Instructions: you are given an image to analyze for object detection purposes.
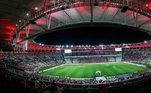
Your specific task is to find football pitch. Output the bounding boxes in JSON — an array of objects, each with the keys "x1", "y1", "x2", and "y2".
[{"x1": 39, "y1": 62, "x2": 147, "y2": 78}]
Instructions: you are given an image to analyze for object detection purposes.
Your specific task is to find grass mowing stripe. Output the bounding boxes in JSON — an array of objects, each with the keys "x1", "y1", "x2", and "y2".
[
  {"x1": 67, "y1": 66, "x2": 83, "y2": 78},
  {"x1": 39, "y1": 62, "x2": 147, "y2": 78},
  {"x1": 52, "y1": 66, "x2": 75, "y2": 77},
  {"x1": 113, "y1": 63, "x2": 139, "y2": 74},
  {"x1": 83, "y1": 65, "x2": 94, "y2": 78},
  {"x1": 62, "y1": 67, "x2": 78, "y2": 77},
  {"x1": 54, "y1": 66, "x2": 72, "y2": 76},
  {"x1": 118, "y1": 63, "x2": 145, "y2": 72}
]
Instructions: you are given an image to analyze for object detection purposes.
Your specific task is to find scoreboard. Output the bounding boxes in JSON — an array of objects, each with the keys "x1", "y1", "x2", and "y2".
[
  {"x1": 64, "y1": 49, "x2": 72, "y2": 53},
  {"x1": 115, "y1": 48, "x2": 122, "y2": 52}
]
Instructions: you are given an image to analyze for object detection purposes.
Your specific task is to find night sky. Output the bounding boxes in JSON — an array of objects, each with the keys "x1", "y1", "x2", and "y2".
[{"x1": 34, "y1": 23, "x2": 151, "y2": 45}]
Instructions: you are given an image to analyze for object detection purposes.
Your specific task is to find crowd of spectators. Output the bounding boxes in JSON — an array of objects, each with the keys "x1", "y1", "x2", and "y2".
[
  {"x1": 65, "y1": 49, "x2": 121, "y2": 63},
  {"x1": 2, "y1": 52, "x2": 65, "y2": 72},
  {"x1": 2, "y1": 47, "x2": 151, "y2": 71},
  {"x1": 122, "y1": 48, "x2": 151, "y2": 62},
  {"x1": 1, "y1": 48, "x2": 151, "y2": 92}
]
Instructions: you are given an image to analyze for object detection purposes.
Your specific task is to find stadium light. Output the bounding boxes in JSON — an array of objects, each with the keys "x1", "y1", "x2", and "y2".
[
  {"x1": 111, "y1": 44, "x2": 115, "y2": 46},
  {"x1": 122, "y1": 43, "x2": 126, "y2": 45},
  {"x1": 26, "y1": 13, "x2": 29, "y2": 16},
  {"x1": 15, "y1": 24, "x2": 18, "y2": 27},
  {"x1": 35, "y1": 7, "x2": 38, "y2": 10},
  {"x1": 56, "y1": 47, "x2": 61, "y2": 50},
  {"x1": 19, "y1": 20, "x2": 22, "y2": 23},
  {"x1": 99, "y1": 44, "x2": 103, "y2": 46}
]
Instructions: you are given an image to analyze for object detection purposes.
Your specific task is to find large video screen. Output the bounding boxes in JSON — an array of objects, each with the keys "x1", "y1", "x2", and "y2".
[
  {"x1": 64, "y1": 49, "x2": 72, "y2": 53},
  {"x1": 115, "y1": 48, "x2": 122, "y2": 52}
]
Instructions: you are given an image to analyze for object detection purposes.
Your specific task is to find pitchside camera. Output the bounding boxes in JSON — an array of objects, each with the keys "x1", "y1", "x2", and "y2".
[{"x1": 121, "y1": 6, "x2": 128, "y2": 13}]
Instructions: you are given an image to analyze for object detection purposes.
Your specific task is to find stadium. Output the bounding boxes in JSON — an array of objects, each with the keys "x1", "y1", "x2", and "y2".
[{"x1": 1, "y1": 0, "x2": 151, "y2": 93}]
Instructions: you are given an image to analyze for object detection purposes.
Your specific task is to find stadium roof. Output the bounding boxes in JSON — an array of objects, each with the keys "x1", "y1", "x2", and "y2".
[
  {"x1": 0, "y1": 0, "x2": 150, "y2": 50},
  {"x1": 0, "y1": 0, "x2": 45, "y2": 50},
  {"x1": 34, "y1": 23, "x2": 151, "y2": 45}
]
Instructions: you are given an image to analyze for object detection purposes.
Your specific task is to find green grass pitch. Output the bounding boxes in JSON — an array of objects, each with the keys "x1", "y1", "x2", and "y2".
[{"x1": 39, "y1": 62, "x2": 147, "y2": 78}]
